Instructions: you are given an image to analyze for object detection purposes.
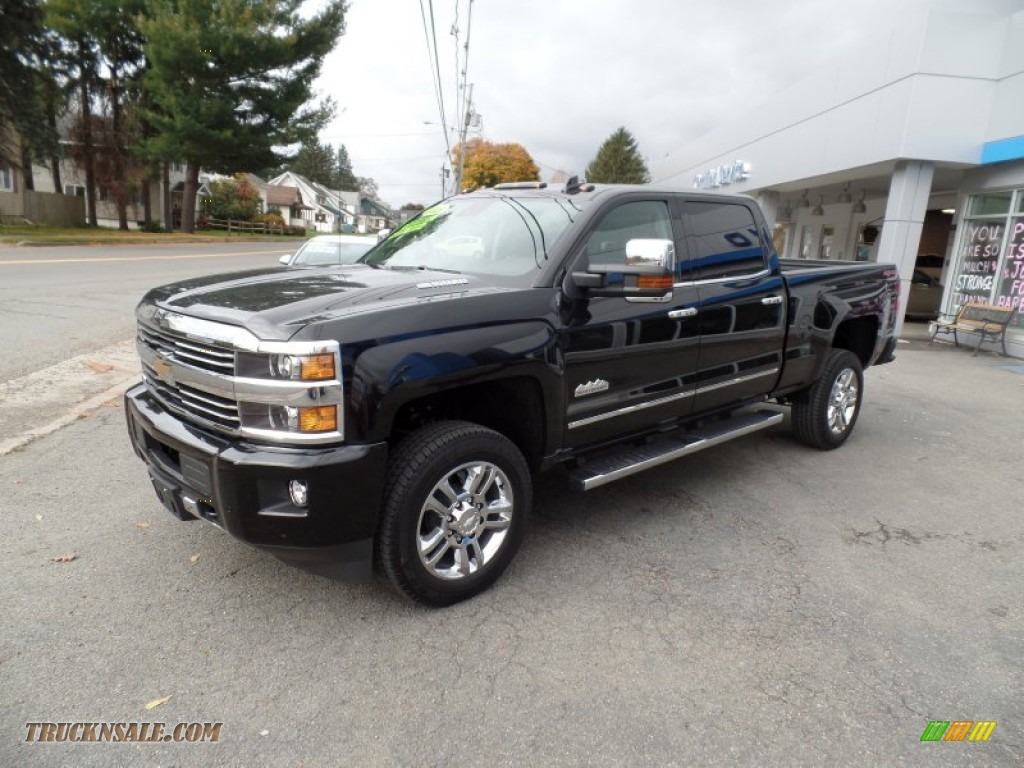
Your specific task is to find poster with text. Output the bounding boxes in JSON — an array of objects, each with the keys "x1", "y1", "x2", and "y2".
[
  {"x1": 951, "y1": 220, "x2": 1003, "y2": 309},
  {"x1": 995, "y1": 217, "x2": 1024, "y2": 327}
]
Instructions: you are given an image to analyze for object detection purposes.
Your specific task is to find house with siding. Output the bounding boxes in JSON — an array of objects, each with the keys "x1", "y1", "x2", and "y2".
[{"x1": 268, "y1": 171, "x2": 356, "y2": 233}]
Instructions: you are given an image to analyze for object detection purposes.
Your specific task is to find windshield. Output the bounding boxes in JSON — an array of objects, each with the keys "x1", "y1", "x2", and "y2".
[
  {"x1": 363, "y1": 196, "x2": 581, "y2": 277},
  {"x1": 293, "y1": 239, "x2": 375, "y2": 266}
]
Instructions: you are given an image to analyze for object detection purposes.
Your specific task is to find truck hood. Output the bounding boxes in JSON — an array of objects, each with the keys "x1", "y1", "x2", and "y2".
[{"x1": 140, "y1": 264, "x2": 520, "y2": 340}]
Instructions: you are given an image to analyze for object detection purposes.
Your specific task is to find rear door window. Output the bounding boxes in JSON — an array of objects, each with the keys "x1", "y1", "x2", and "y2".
[{"x1": 685, "y1": 201, "x2": 766, "y2": 280}]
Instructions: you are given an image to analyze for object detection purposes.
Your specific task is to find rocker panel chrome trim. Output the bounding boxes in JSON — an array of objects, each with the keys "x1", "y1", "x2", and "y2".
[{"x1": 567, "y1": 368, "x2": 779, "y2": 430}]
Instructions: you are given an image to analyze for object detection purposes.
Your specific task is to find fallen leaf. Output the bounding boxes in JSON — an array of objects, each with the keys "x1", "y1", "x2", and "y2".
[
  {"x1": 84, "y1": 361, "x2": 114, "y2": 373},
  {"x1": 135, "y1": 521, "x2": 151, "y2": 529},
  {"x1": 145, "y1": 695, "x2": 171, "y2": 711},
  {"x1": 52, "y1": 552, "x2": 78, "y2": 563},
  {"x1": 190, "y1": 554, "x2": 200, "y2": 564},
  {"x1": 102, "y1": 398, "x2": 121, "y2": 408},
  {"x1": 34, "y1": 514, "x2": 43, "y2": 522}
]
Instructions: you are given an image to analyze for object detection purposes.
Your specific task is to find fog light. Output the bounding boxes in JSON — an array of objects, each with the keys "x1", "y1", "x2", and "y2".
[{"x1": 288, "y1": 479, "x2": 308, "y2": 507}]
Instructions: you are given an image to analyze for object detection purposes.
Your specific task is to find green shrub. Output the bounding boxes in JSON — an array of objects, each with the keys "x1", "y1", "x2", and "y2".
[
  {"x1": 204, "y1": 176, "x2": 261, "y2": 221},
  {"x1": 254, "y1": 212, "x2": 286, "y2": 230}
]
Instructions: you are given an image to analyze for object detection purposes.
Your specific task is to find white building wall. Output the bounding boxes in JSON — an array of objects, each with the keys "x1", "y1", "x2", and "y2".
[{"x1": 651, "y1": 7, "x2": 1019, "y2": 191}]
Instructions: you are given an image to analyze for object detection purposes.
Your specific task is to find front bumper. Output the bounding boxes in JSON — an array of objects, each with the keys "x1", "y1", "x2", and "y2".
[{"x1": 124, "y1": 383, "x2": 388, "y2": 581}]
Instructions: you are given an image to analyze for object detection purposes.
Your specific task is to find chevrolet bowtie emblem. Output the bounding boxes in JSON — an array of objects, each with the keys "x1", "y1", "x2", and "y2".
[{"x1": 151, "y1": 355, "x2": 174, "y2": 383}]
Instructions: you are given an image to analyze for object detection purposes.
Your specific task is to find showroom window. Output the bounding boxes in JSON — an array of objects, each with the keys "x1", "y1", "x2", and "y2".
[{"x1": 948, "y1": 189, "x2": 1024, "y2": 329}]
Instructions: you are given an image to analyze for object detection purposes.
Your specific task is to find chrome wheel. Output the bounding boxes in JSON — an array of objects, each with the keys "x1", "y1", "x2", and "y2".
[
  {"x1": 827, "y1": 368, "x2": 859, "y2": 435},
  {"x1": 792, "y1": 349, "x2": 863, "y2": 451},
  {"x1": 416, "y1": 461, "x2": 514, "y2": 581}
]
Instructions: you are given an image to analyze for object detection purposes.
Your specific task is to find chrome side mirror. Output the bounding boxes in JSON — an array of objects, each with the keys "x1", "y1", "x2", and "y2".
[{"x1": 572, "y1": 238, "x2": 675, "y2": 298}]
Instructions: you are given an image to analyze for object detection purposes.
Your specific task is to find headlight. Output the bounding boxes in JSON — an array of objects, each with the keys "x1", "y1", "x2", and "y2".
[
  {"x1": 233, "y1": 343, "x2": 344, "y2": 443},
  {"x1": 237, "y1": 351, "x2": 337, "y2": 381},
  {"x1": 271, "y1": 353, "x2": 335, "y2": 381},
  {"x1": 240, "y1": 404, "x2": 339, "y2": 434}
]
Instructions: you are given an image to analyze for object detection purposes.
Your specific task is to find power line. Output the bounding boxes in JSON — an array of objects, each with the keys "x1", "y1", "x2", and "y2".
[
  {"x1": 418, "y1": 0, "x2": 451, "y2": 160},
  {"x1": 451, "y1": 0, "x2": 461, "y2": 137},
  {"x1": 320, "y1": 131, "x2": 441, "y2": 139},
  {"x1": 452, "y1": 0, "x2": 475, "y2": 194}
]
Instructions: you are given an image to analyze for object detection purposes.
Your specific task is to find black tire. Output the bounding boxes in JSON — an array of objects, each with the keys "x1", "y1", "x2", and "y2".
[
  {"x1": 378, "y1": 421, "x2": 531, "y2": 606},
  {"x1": 791, "y1": 349, "x2": 864, "y2": 450}
]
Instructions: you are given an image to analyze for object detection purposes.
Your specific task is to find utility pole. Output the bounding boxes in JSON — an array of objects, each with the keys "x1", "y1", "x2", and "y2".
[{"x1": 454, "y1": 83, "x2": 473, "y2": 194}]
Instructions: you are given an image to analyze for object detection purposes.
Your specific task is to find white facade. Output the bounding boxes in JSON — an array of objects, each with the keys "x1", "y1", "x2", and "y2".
[{"x1": 651, "y1": 4, "x2": 1024, "y2": 355}]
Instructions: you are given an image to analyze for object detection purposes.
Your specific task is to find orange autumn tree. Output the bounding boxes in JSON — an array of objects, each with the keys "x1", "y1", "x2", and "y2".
[{"x1": 453, "y1": 139, "x2": 540, "y2": 190}]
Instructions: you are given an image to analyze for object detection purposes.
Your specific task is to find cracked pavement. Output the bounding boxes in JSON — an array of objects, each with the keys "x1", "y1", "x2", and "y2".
[{"x1": 1, "y1": 315, "x2": 1022, "y2": 765}]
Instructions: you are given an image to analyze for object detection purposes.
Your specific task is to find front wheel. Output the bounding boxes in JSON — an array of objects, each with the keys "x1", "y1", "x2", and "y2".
[
  {"x1": 791, "y1": 349, "x2": 864, "y2": 450},
  {"x1": 378, "y1": 421, "x2": 531, "y2": 606}
]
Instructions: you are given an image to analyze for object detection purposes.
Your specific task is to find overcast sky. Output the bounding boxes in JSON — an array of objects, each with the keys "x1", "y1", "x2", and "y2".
[{"x1": 314, "y1": 0, "x2": 1015, "y2": 208}]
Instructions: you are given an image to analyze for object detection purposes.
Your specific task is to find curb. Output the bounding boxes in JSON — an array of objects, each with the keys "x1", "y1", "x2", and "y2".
[{"x1": 0, "y1": 374, "x2": 139, "y2": 456}]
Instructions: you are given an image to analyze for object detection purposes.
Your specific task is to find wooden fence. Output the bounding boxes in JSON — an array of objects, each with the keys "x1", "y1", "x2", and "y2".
[{"x1": 203, "y1": 217, "x2": 300, "y2": 235}]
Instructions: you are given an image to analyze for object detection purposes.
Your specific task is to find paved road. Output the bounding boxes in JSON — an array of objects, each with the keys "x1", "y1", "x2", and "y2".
[
  {"x1": 0, "y1": 242, "x2": 291, "y2": 382},
  {"x1": 1, "y1": 331, "x2": 1021, "y2": 767}
]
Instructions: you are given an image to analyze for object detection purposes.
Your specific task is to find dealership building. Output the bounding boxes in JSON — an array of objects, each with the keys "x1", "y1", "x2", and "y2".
[{"x1": 650, "y1": 4, "x2": 1024, "y2": 355}]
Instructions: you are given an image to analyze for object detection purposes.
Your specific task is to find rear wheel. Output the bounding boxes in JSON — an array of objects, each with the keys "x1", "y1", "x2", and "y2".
[
  {"x1": 792, "y1": 349, "x2": 864, "y2": 450},
  {"x1": 378, "y1": 421, "x2": 530, "y2": 606}
]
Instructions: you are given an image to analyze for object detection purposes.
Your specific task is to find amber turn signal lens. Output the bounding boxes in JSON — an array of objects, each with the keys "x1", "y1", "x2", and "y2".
[
  {"x1": 637, "y1": 275, "x2": 673, "y2": 290},
  {"x1": 298, "y1": 406, "x2": 337, "y2": 432},
  {"x1": 300, "y1": 354, "x2": 336, "y2": 381}
]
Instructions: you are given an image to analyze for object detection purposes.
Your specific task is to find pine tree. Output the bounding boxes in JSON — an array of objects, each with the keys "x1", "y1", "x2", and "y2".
[
  {"x1": 46, "y1": 0, "x2": 103, "y2": 224},
  {"x1": 288, "y1": 139, "x2": 335, "y2": 186},
  {"x1": 335, "y1": 144, "x2": 358, "y2": 191},
  {"x1": 0, "y1": 0, "x2": 60, "y2": 190},
  {"x1": 585, "y1": 127, "x2": 650, "y2": 184},
  {"x1": 139, "y1": 0, "x2": 345, "y2": 232}
]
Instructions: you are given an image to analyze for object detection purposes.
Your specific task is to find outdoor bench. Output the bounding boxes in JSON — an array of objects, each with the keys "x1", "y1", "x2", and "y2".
[{"x1": 928, "y1": 302, "x2": 1014, "y2": 356}]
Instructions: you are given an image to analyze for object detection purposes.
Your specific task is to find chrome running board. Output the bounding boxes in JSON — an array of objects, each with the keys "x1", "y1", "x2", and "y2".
[{"x1": 566, "y1": 410, "x2": 784, "y2": 491}]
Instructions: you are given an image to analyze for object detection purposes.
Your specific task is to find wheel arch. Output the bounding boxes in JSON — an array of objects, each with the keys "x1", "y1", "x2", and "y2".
[
  {"x1": 831, "y1": 314, "x2": 879, "y2": 367},
  {"x1": 382, "y1": 375, "x2": 549, "y2": 472}
]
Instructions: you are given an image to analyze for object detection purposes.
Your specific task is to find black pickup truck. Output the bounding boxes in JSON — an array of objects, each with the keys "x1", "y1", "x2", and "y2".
[{"x1": 125, "y1": 182, "x2": 899, "y2": 605}]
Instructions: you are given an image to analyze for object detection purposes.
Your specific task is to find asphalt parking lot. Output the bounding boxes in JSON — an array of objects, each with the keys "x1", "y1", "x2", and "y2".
[{"x1": 1, "y1": 325, "x2": 1021, "y2": 767}]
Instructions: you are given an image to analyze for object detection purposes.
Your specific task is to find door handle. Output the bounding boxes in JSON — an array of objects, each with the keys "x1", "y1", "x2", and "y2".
[
  {"x1": 668, "y1": 307, "x2": 698, "y2": 319},
  {"x1": 761, "y1": 296, "x2": 784, "y2": 306}
]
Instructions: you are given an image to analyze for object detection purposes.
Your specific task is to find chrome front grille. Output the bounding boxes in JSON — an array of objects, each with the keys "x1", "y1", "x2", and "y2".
[
  {"x1": 134, "y1": 309, "x2": 345, "y2": 445},
  {"x1": 137, "y1": 323, "x2": 235, "y2": 374},
  {"x1": 141, "y1": 361, "x2": 240, "y2": 430},
  {"x1": 138, "y1": 320, "x2": 239, "y2": 433}
]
